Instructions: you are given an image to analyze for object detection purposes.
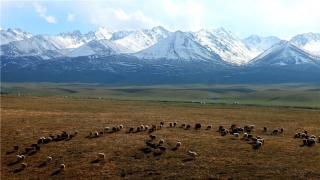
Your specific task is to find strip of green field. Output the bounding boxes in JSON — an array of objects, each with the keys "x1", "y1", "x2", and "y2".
[{"x1": 1, "y1": 82, "x2": 319, "y2": 108}]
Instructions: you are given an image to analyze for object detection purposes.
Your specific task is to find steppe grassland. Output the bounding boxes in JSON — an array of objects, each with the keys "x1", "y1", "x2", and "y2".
[{"x1": 1, "y1": 96, "x2": 320, "y2": 179}]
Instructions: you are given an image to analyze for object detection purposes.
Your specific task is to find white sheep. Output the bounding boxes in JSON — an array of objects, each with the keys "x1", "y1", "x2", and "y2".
[
  {"x1": 188, "y1": 151, "x2": 197, "y2": 159},
  {"x1": 17, "y1": 155, "x2": 23, "y2": 162},
  {"x1": 144, "y1": 125, "x2": 149, "y2": 130},
  {"x1": 46, "y1": 156, "x2": 52, "y2": 162},
  {"x1": 60, "y1": 164, "x2": 65, "y2": 171},
  {"x1": 74, "y1": 130, "x2": 79, "y2": 135},
  {"x1": 176, "y1": 142, "x2": 181, "y2": 148},
  {"x1": 104, "y1": 127, "x2": 109, "y2": 132},
  {"x1": 21, "y1": 163, "x2": 27, "y2": 169},
  {"x1": 233, "y1": 133, "x2": 239, "y2": 137},
  {"x1": 243, "y1": 133, "x2": 248, "y2": 138},
  {"x1": 256, "y1": 141, "x2": 263, "y2": 147},
  {"x1": 206, "y1": 125, "x2": 212, "y2": 130},
  {"x1": 98, "y1": 153, "x2": 105, "y2": 159},
  {"x1": 140, "y1": 125, "x2": 145, "y2": 130},
  {"x1": 159, "y1": 139, "x2": 164, "y2": 144},
  {"x1": 309, "y1": 135, "x2": 316, "y2": 139},
  {"x1": 94, "y1": 131, "x2": 99, "y2": 137},
  {"x1": 181, "y1": 123, "x2": 186, "y2": 128}
]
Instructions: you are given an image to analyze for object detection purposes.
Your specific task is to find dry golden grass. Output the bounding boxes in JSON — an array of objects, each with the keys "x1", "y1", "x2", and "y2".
[{"x1": 1, "y1": 96, "x2": 320, "y2": 179}]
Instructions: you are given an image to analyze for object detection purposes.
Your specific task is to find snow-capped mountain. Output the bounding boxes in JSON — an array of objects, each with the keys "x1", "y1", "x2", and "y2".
[
  {"x1": 249, "y1": 40, "x2": 319, "y2": 67},
  {"x1": 134, "y1": 31, "x2": 223, "y2": 61},
  {"x1": 188, "y1": 28, "x2": 257, "y2": 65},
  {"x1": 84, "y1": 27, "x2": 115, "y2": 41},
  {"x1": 66, "y1": 39, "x2": 133, "y2": 57},
  {"x1": 243, "y1": 35, "x2": 281, "y2": 53},
  {"x1": 289, "y1": 32, "x2": 320, "y2": 55},
  {"x1": 0, "y1": 28, "x2": 34, "y2": 45},
  {"x1": 114, "y1": 26, "x2": 172, "y2": 52}
]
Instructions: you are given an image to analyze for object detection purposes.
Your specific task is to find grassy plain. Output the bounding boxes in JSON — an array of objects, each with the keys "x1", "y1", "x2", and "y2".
[
  {"x1": 1, "y1": 95, "x2": 320, "y2": 179},
  {"x1": 1, "y1": 82, "x2": 320, "y2": 108}
]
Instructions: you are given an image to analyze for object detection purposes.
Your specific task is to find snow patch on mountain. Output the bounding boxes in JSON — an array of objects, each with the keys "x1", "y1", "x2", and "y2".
[
  {"x1": 189, "y1": 28, "x2": 256, "y2": 65},
  {"x1": 0, "y1": 28, "x2": 34, "y2": 45},
  {"x1": 290, "y1": 32, "x2": 320, "y2": 55},
  {"x1": 134, "y1": 31, "x2": 222, "y2": 61},
  {"x1": 114, "y1": 26, "x2": 172, "y2": 52},
  {"x1": 66, "y1": 39, "x2": 133, "y2": 57},
  {"x1": 243, "y1": 35, "x2": 281, "y2": 53}
]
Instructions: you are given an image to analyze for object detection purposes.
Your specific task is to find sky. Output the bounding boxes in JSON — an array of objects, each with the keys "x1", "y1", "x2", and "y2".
[{"x1": 1, "y1": 0, "x2": 320, "y2": 40}]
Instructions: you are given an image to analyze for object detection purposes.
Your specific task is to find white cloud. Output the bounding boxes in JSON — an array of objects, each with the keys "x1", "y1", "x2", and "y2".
[
  {"x1": 67, "y1": 13, "x2": 75, "y2": 22},
  {"x1": 89, "y1": 7, "x2": 156, "y2": 30},
  {"x1": 34, "y1": 3, "x2": 57, "y2": 23}
]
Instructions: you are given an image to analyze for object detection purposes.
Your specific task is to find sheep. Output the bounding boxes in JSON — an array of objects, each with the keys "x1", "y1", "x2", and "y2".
[
  {"x1": 186, "y1": 125, "x2": 191, "y2": 129},
  {"x1": 308, "y1": 139, "x2": 316, "y2": 147},
  {"x1": 233, "y1": 133, "x2": 240, "y2": 138},
  {"x1": 74, "y1": 130, "x2": 79, "y2": 135},
  {"x1": 257, "y1": 139, "x2": 265, "y2": 144},
  {"x1": 136, "y1": 127, "x2": 141, "y2": 132},
  {"x1": 159, "y1": 124, "x2": 163, "y2": 129},
  {"x1": 17, "y1": 155, "x2": 23, "y2": 162},
  {"x1": 169, "y1": 122, "x2": 173, "y2": 127},
  {"x1": 294, "y1": 133, "x2": 299, "y2": 138},
  {"x1": 36, "y1": 145, "x2": 41, "y2": 152},
  {"x1": 318, "y1": 136, "x2": 320, "y2": 143},
  {"x1": 46, "y1": 156, "x2": 52, "y2": 162},
  {"x1": 304, "y1": 130, "x2": 308, "y2": 135},
  {"x1": 272, "y1": 129, "x2": 279, "y2": 134},
  {"x1": 256, "y1": 141, "x2": 263, "y2": 147},
  {"x1": 25, "y1": 147, "x2": 34, "y2": 153},
  {"x1": 49, "y1": 134, "x2": 55, "y2": 140},
  {"x1": 21, "y1": 163, "x2": 27, "y2": 169},
  {"x1": 309, "y1": 135, "x2": 316, "y2": 139},
  {"x1": 280, "y1": 128, "x2": 284, "y2": 133},
  {"x1": 159, "y1": 139, "x2": 164, "y2": 144},
  {"x1": 37, "y1": 138, "x2": 44, "y2": 144},
  {"x1": 219, "y1": 126, "x2": 223, "y2": 131},
  {"x1": 231, "y1": 124, "x2": 236, "y2": 129},
  {"x1": 119, "y1": 125, "x2": 123, "y2": 129},
  {"x1": 206, "y1": 125, "x2": 212, "y2": 130},
  {"x1": 263, "y1": 126, "x2": 267, "y2": 132},
  {"x1": 149, "y1": 135, "x2": 156, "y2": 140},
  {"x1": 303, "y1": 139, "x2": 308, "y2": 145},
  {"x1": 188, "y1": 151, "x2": 197, "y2": 159},
  {"x1": 112, "y1": 127, "x2": 118, "y2": 131},
  {"x1": 159, "y1": 146, "x2": 167, "y2": 152},
  {"x1": 99, "y1": 132, "x2": 104, "y2": 136},
  {"x1": 104, "y1": 127, "x2": 109, "y2": 132},
  {"x1": 301, "y1": 133, "x2": 306, "y2": 139},
  {"x1": 146, "y1": 141, "x2": 157, "y2": 149},
  {"x1": 243, "y1": 133, "x2": 248, "y2": 139},
  {"x1": 231, "y1": 128, "x2": 239, "y2": 134},
  {"x1": 144, "y1": 125, "x2": 149, "y2": 130},
  {"x1": 195, "y1": 123, "x2": 201, "y2": 130},
  {"x1": 181, "y1": 123, "x2": 186, "y2": 128},
  {"x1": 98, "y1": 153, "x2": 105, "y2": 159},
  {"x1": 44, "y1": 137, "x2": 52, "y2": 143},
  {"x1": 160, "y1": 122, "x2": 164, "y2": 126},
  {"x1": 173, "y1": 122, "x2": 177, "y2": 127},
  {"x1": 14, "y1": 146, "x2": 19, "y2": 151},
  {"x1": 176, "y1": 142, "x2": 181, "y2": 148},
  {"x1": 247, "y1": 134, "x2": 253, "y2": 139},
  {"x1": 60, "y1": 164, "x2": 65, "y2": 171},
  {"x1": 94, "y1": 131, "x2": 99, "y2": 137},
  {"x1": 140, "y1": 125, "x2": 145, "y2": 130},
  {"x1": 129, "y1": 127, "x2": 134, "y2": 133}
]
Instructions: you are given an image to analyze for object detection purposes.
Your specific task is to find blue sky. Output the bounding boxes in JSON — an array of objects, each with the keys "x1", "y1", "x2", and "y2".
[{"x1": 1, "y1": 0, "x2": 320, "y2": 39}]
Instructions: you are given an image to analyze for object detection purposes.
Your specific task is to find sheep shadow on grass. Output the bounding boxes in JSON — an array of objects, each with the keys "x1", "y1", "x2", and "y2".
[
  {"x1": 37, "y1": 162, "x2": 47, "y2": 168},
  {"x1": 6, "y1": 151, "x2": 15, "y2": 155},
  {"x1": 90, "y1": 159, "x2": 100, "y2": 164},
  {"x1": 153, "y1": 152, "x2": 163, "y2": 156},
  {"x1": 171, "y1": 147, "x2": 178, "y2": 151},
  {"x1": 140, "y1": 148, "x2": 152, "y2": 154},
  {"x1": 182, "y1": 158, "x2": 194, "y2": 162},
  {"x1": 52, "y1": 170, "x2": 61, "y2": 176},
  {"x1": 13, "y1": 168, "x2": 24, "y2": 173},
  {"x1": 28, "y1": 151, "x2": 37, "y2": 156},
  {"x1": 7, "y1": 161, "x2": 19, "y2": 166}
]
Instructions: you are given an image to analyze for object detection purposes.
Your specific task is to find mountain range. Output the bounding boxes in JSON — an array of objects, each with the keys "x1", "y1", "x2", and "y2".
[{"x1": 1, "y1": 26, "x2": 319, "y2": 84}]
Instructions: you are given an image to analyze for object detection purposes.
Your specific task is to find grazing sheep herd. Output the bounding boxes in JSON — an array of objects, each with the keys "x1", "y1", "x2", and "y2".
[{"x1": 6, "y1": 120, "x2": 319, "y2": 175}]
